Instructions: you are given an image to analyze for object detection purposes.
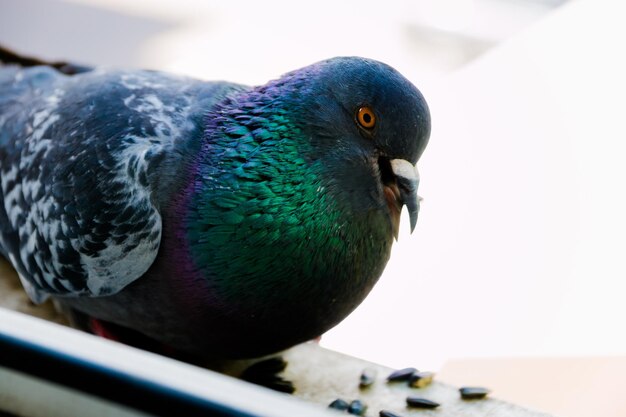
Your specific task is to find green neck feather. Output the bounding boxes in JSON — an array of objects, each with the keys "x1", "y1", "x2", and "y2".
[{"x1": 185, "y1": 95, "x2": 392, "y2": 329}]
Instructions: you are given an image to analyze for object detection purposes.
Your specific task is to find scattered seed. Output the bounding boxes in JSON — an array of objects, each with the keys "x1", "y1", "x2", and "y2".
[
  {"x1": 409, "y1": 371, "x2": 435, "y2": 388},
  {"x1": 360, "y1": 368, "x2": 377, "y2": 388},
  {"x1": 348, "y1": 399, "x2": 368, "y2": 416},
  {"x1": 379, "y1": 410, "x2": 405, "y2": 417},
  {"x1": 406, "y1": 396, "x2": 440, "y2": 409},
  {"x1": 386, "y1": 367, "x2": 418, "y2": 382},
  {"x1": 460, "y1": 386, "x2": 490, "y2": 400},
  {"x1": 328, "y1": 399, "x2": 350, "y2": 411}
]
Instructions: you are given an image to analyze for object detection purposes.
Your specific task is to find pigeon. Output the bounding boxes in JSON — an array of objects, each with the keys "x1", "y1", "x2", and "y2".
[{"x1": 0, "y1": 47, "x2": 430, "y2": 359}]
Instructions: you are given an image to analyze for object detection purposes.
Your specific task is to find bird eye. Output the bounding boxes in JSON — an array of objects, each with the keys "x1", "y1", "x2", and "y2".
[{"x1": 356, "y1": 106, "x2": 376, "y2": 130}]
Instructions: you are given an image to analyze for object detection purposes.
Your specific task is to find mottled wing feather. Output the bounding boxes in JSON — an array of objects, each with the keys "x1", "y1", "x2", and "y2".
[{"x1": 0, "y1": 65, "x2": 239, "y2": 302}]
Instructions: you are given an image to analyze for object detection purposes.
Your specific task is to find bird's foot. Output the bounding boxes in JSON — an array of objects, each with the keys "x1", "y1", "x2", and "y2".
[
  {"x1": 240, "y1": 357, "x2": 295, "y2": 394},
  {"x1": 86, "y1": 317, "x2": 197, "y2": 362},
  {"x1": 89, "y1": 317, "x2": 121, "y2": 341}
]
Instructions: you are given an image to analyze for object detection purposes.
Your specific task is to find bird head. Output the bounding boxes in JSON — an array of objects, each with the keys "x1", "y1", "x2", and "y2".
[{"x1": 281, "y1": 57, "x2": 431, "y2": 239}]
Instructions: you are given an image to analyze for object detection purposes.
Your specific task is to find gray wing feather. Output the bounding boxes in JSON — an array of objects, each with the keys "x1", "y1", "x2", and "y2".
[{"x1": 0, "y1": 65, "x2": 239, "y2": 302}]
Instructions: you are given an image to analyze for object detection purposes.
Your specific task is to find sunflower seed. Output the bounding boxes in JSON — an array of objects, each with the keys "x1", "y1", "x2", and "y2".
[
  {"x1": 406, "y1": 396, "x2": 440, "y2": 409},
  {"x1": 328, "y1": 398, "x2": 350, "y2": 411},
  {"x1": 386, "y1": 367, "x2": 418, "y2": 382},
  {"x1": 460, "y1": 386, "x2": 490, "y2": 400},
  {"x1": 348, "y1": 399, "x2": 368, "y2": 416},
  {"x1": 360, "y1": 368, "x2": 377, "y2": 388},
  {"x1": 379, "y1": 410, "x2": 405, "y2": 417},
  {"x1": 409, "y1": 371, "x2": 434, "y2": 388}
]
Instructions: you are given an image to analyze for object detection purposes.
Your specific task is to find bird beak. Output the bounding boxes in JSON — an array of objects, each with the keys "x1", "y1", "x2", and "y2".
[{"x1": 390, "y1": 159, "x2": 420, "y2": 234}]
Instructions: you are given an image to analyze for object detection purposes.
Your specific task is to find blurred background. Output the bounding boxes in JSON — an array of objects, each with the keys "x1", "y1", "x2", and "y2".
[{"x1": 1, "y1": 0, "x2": 625, "y2": 375}]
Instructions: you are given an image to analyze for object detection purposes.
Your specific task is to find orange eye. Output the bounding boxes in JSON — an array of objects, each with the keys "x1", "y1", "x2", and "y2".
[{"x1": 356, "y1": 106, "x2": 376, "y2": 130}]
